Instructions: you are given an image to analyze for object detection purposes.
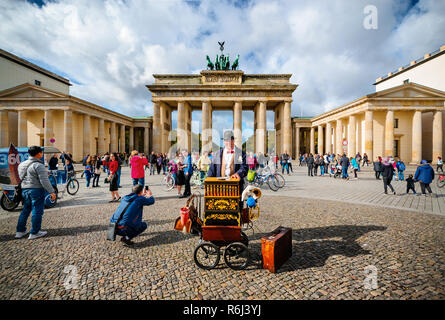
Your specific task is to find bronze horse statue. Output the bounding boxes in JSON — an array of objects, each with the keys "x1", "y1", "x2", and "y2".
[
  {"x1": 206, "y1": 55, "x2": 214, "y2": 70},
  {"x1": 232, "y1": 54, "x2": 239, "y2": 70}
]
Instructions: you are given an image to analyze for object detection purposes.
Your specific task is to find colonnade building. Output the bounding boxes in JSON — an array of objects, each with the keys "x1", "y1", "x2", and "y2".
[{"x1": 1, "y1": 46, "x2": 444, "y2": 164}]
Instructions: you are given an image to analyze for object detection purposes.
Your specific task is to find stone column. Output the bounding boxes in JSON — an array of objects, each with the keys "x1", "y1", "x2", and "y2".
[
  {"x1": 384, "y1": 110, "x2": 394, "y2": 156},
  {"x1": 233, "y1": 101, "x2": 243, "y2": 149},
  {"x1": 336, "y1": 119, "x2": 342, "y2": 155},
  {"x1": 152, "y1": 101, "x2": 161, "y2": 153},
  {"x1": 202, "y1": 100, "x2": 210, "y2": 153},
  {"x1": 325, "y1": 122, "x2": 332, "y2": 154},
  {"x1": 144, "y1": 126, "x2": 149, "y2": 155},
  {"x1": 310, "y1": 127, "x2": 315, "y2": 154},
  {"x1": 63, "y1": 110, "x2": 73, "y2": 153},
  {"x1": 256, "y1": 101, "x2": 267, "y2": 154},
  {"x1": 160, "y1": 103, "x2": 167, "y2": 154},
  {"x1": 317, "y1": 125, "x2": 324, "y2": 155},
  {"x1": 187, "y1": 104, "x2": 192, "y2": 152},
  {"x1": 364, "y1": 111, "x2": 373, "y2": 161},
  {"x1": 97, "y1": 118, "x2": 105, "y2": 155},
  {"x1": 110, "y1": 122, "x2": 117, "y2": 152},
  {"x1": 348, "y1": 115, "x2": 356, "y2": 157},
  {"x1": 411, "y1": 111, "x2": 422, "y2": 164},
  {"x1": 208, "y1": 105, "x2": 213, "y2": 152},
  {"x1": 432, "y1": 110, "x2": 443, "y2": 163},
  {"x1": 282, "y1": 101, "x2": 292, "y2": 154},
  {"x1": 0, "y1": 110, "x2": 9, "y2": 147},
  {"x1": 18, "y1": 110, "x2": 28, "y2": 147},
  {"x1": 83, "y1": 114, "x2": 91, "y2": 155},
  {"x1": 295, "y1": 127, "x2": 300, "y2": 158},
  {"x1": 119, "y1": 124, "x2": 125, "y2": 153},
  {"x1": 43, "y1": 109, "x2": 54, "y2": 146},
  {"x1": 177, "y1": 101, "x2": 186, "y2": 151},
  {"x1": 129, "y1": 126, "x2": 134, "y2": 152}
]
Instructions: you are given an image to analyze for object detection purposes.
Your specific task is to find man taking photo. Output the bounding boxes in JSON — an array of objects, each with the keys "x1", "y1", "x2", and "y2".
[{"x1": 109, "y1": 184, "x2": 155, "y2": 246}]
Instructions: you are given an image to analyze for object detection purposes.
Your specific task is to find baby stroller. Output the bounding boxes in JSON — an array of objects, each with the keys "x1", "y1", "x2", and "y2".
[{"x1": 333, "y1": 165, "x2": 342, "y2": 179}]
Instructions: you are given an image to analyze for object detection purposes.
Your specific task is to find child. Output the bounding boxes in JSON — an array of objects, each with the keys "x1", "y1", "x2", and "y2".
[{"x1": 406, "y1": 174, "x2": 416, "y2": 194}]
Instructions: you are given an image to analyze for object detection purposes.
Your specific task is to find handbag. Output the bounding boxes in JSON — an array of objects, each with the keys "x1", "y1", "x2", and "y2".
[
  {"x1": 95, "y1": 168, "x2": 101, "y2": 175},
  {"x1": 107, "y1": 199, "x2": 134, "y2": 241}
]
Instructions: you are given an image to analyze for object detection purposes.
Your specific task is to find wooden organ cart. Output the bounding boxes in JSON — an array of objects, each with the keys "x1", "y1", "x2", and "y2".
[{"x1": 193, "y1": 177, "x2": 250, "y2": 270}]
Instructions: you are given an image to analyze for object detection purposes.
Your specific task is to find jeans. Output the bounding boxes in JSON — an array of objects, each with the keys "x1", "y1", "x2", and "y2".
[
  {"x1": 117, "y1": 169, "x2": 121, "y2": 187},
  {"x1": 85, "y1": 170, "x2": 93, "y2": 187},
  {"x1": 383, "y1": 178, "x2": 395, "y2": 193},
  {"x1": 93, "y1": 174, "x2": 100, "y2": 187},
  {"x1": 132, "y1": 177, "x2": 145, "y2": 186},
  {"x1": 16, "y1": 188, "x2": 45, "y2": 234},
  {"x1": 320, "y1": 166, "x2": 324, "y2": 176},
  {"x1": 184, "y1": 172, "x2": 192, "y2": 196},
  {"x1": 150, "y1": 165, "x2": 156, "y2": 175},
  {"x1": 398, "y1": 171, "x2": 404, "y2": 181},
  {"x1": 116, "y1": 222, "x2": 147, "y2": 240},
  {"x1": 342, "y1": 167, "x2": 348, "y2": 179},
  {"x1": 420, "y1": 182, "x2": 432, "y2": 194},
  {"x1": 282, "y1": 163, "x2": 289, "y2": 174}
]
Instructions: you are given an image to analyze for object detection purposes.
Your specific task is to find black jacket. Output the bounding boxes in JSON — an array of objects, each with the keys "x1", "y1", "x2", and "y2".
[{"x1": 382, "y1": 165, "x2": 394, "y2": 179}]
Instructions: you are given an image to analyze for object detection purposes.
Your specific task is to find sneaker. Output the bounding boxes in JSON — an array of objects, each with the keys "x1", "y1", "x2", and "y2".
[
  {"x1": 15, "y1": 231, "x2": 28, "y2": 239},
  {"x1": 116, "y1": 197, "x2": 121, "y2": 202},
  {"x1": 121, "y1": 236, "x2": 134, "y2": 246},
  {"x1": 393, "y1": 191, "x2": 396, "y2": 195},
  {"x1": 28, "y1": 231, "x2": 47, "y2": 240}
]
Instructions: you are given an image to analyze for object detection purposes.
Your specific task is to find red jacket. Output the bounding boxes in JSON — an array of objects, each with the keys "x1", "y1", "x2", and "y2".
[{"x1": 109, "y1": 160, "x2": 118, "y2": 175}]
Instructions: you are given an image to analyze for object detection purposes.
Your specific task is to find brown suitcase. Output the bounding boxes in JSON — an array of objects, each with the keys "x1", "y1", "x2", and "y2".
[{"x1": 261, "y1": 226, "x2": 292, "y2": 273}]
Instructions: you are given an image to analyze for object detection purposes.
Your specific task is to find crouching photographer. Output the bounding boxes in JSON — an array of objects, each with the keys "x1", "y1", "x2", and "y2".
[{"x1": 108, "y1": 184, "x2": 154, "y2": 246}]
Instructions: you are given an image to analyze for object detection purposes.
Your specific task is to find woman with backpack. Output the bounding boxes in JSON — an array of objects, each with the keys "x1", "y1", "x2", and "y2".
[{"x1": 382, "y1": 157, "x2": 396, "y2": 195}]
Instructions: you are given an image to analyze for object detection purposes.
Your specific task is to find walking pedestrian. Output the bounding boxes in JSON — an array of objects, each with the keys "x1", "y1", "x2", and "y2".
[
  {"x1": 396, "y1": 159, "x2": 406, "y2": 181},
  {"x1": 351, "y1": 157, "x2": 359, "y2": 179},
  {"x1": 437, "y1": 156, "x2": 443, "y2": 173},
  {"x1": 382, "y1": 157, "x2": 396, "y2": 195},
  {"x1": 307, "y1": 154, "x2": 314, "y2": 176},
  {"x1": 414, "y1": 160, "x2": 435, "y2": 197},
  {"x1": 180, "y1": 150, "x2": 193, "y2": 198},
  {"x1": 340, "y1": 153, "x2": 349, "y2": 180},
  {"x1": 84, "y1": 156, "x2": 93, "y2": 188},
  {"x1": 108, "y1": 153, "x2": 121, "y2": 202},
  {"x1": 406, "y1": 174, "x2": 416, "y2": 195},
  {"x1": 130, "y1": 150, "x2": 148, "y2": 186},
  {"x1": 373, "y1": 157, "x2": 383, "y2": 180},
  {"x1": 15, "y1": 146, "x2": 56, "y2": 240},
  {"x1": 92, "y1": 155, "x2": 101, "y2": 187}
]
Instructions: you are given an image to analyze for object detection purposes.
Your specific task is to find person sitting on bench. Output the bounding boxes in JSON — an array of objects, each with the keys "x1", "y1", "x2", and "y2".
[{"x1": 109, "y1": 184, "x2": 155, "y2": 246}]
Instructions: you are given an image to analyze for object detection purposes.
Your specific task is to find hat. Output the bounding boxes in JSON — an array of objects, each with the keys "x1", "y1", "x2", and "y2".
[
  {"x1": 223, "y1": 130, "x2": 234, "y2": 141},
  {"x1": 420, "y1": 160, "x2": 427, "y2": 164}
]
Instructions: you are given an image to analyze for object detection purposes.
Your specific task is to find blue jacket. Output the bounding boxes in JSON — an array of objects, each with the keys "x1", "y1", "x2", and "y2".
[
  {"x1": 110, "y1": 193, "x2": 155, "y2": 229},
  {"x1": 184, "y1": 154, "x2": 193, "y2": 175},
  {"x1": 414, "y1": 164, "x2": 435, "y2": 185}
]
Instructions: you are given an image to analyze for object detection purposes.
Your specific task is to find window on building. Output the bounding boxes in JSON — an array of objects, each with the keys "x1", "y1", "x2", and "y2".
[
  {"x1": 35, "y1": 80, "x2": 41, "y2": 86},
  {"x1": 394, "y1": 140, "x2": 399, "y2": 158},
  {"x1": 42, "y1": 118, "x2": 45, "y2": 128},
  {"x1": 394, "y1": 119, "x2": 399, "y2": 128}
]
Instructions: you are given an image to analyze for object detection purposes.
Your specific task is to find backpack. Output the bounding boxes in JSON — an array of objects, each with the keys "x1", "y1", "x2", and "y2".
[
  {"x1": 247, "y1": 169, "x2": 256, "y2": 182},
  {"x1": 399, "y1": 162, "x2": 406, "y2": 171}
]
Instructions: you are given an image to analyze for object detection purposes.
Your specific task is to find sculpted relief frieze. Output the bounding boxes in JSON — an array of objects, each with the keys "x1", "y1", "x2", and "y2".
[{"x1": 153, "y1": 90, "x2": 293, "y2": 98}]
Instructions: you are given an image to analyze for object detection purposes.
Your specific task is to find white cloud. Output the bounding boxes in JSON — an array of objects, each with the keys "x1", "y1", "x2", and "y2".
[{"x1": 1, "y1": 0, "x2": 444, "y2": 131}]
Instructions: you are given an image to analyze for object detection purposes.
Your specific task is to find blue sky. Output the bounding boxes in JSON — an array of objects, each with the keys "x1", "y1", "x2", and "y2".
[{"x1": 2, "y1": 0, "x2": 445, "y2": 143}]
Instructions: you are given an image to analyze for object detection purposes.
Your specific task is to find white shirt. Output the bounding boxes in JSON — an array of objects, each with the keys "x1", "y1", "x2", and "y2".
[{"x1": 223, "y1": 148, "x2": 234, "y2": 177}]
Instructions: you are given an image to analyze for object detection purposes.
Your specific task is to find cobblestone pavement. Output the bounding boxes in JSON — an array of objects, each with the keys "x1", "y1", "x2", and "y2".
[{"x1": 0, "y1": 194, "x2": 443, "y2": 300}]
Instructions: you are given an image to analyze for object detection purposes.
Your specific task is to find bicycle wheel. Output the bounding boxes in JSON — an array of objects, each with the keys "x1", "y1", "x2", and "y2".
[
  {"x1": 267, "y1": 175, "x2": 279, "y2": 191},
  {"x1": 66, "y1": 178, "x2": 80, "y2": 195},
  {"x1": 163, "y1": 175, "x2": 175, "y2": 191},
  {"x1": 274, "y1": 173, "x2": 286, "y2": 188},
  {"x1": 193, "y1": 242, "x2": 220, "y2": 270}
]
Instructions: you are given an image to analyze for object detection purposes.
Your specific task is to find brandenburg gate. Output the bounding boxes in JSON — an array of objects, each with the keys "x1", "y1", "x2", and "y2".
[{"x1": 146, "y1": 70, "x2": 297, "y2": 155}]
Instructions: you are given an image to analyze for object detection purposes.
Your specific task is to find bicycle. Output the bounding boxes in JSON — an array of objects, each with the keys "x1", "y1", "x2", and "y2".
[
  {"x1": 191, "y1": 164, "x2": 206, "y2": 189},
  {"x1": 253, "y1": 172, "x2": 279, "y2": 191},
  {"x1": 49, "y1": 170, "x2": 80, "y2": 199},
  {"x1": 437, "y1": 173, "x2": 445, "y2": 188},
  {"x1": 162, "y1": 167, "x2": 176, "y2": 191}
]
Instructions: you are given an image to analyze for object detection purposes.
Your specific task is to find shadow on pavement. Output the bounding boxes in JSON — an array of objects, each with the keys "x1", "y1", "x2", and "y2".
[{"x1": 245, "y1": 225, "x2": 386, "y2": 272}]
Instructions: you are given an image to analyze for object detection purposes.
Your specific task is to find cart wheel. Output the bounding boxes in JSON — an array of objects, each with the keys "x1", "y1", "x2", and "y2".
[
  {"x1": 224, "y1": 242, "x2": 250, "y2": 270},
  {"x1": 193, "y1": 242, "x2": 220, "y2": 270}
]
